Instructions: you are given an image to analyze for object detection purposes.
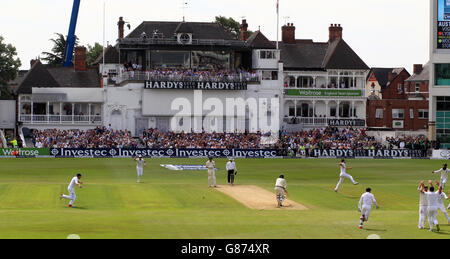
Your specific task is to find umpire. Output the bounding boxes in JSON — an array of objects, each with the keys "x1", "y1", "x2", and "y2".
[{"x1": 226, "y1": 158, "x2": 237, "y2": 185}]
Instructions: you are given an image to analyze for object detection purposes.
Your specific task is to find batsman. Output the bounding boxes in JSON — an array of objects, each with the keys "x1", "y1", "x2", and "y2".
[{"x1": 274, "y1": 175, "x2": 288, "y2": 208}]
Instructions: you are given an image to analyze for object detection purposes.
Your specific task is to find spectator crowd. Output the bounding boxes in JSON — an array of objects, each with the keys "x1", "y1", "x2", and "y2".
[
  {"x1": 140, "y1": 128, "x2": 262, "y2": 149},
  {"x1": 121, "y1": 64, "x2": 259, "y2": 82},
  {"x1": 32, "y1": 127, "x2": 138, "y2": 149},
  {"x1": 28, "y1": 127, "x2": 431, "y2": 155}
]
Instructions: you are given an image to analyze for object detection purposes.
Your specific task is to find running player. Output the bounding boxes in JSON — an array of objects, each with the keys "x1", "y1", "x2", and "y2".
[
  {"x1": 358, "y1": 187, "x2": 379, "y2": 229},
  {"x1": 432, "y1": 164, "x2": 449, "y2": 189},
  {"x1": 334, "y1": 159, "x2": 359, "y2": 192},
  {"x1": 60, "y1": 173, "x2": 83, "y2": 208},
  {"x1": 134, "y1": 155, "x2": 146, "y2": 183}
]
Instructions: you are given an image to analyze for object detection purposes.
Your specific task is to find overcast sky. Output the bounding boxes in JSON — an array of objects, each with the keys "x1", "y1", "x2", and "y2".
[{"x1": 1, "y1": 0, "x2": 430, "y2": 71}]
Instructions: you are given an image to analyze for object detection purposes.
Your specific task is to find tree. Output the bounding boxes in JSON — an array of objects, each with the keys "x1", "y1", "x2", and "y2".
[
  {"x1": 0, "y1": 36, "x2": 21, "y2": 99},
  {"x1": 41, "y1": 33, "x2": 79, "y2": 66},
  {"x1": 215, "y1": 16, "x2": 253, "y2": 39},
  {"x1": 86, "y1": 43, "x2": 103, "y2": 66}
]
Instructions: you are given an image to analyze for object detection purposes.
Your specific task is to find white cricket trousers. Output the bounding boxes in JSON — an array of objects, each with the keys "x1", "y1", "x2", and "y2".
[
  {"x1": 438, "y1": 204, "x2": 450, "y2": 222},
  {"x1": 62, "y1": 188, "x2": 76, "y2": 205},
  {"x1": 440, "y1": 178, "x2": 447, "y2": 189},
  {"x1": 418, "y1": 205, "x2": 428, "y2": 229},
  {"x1": 361, "y1": 205, "x2": 372, "y2": 221},
  {"x1": 208, "y1": 170, "x2": 216, "y2": 187},
  {"x1": 137, "y1": 167, "x2": 143, "y2": 181},
  {"x1": 335, "y1": 173, "x2": 357, "y2": 191},
  {"x1": 428, "y1": 206, "x2": 439, "y2": 231}
]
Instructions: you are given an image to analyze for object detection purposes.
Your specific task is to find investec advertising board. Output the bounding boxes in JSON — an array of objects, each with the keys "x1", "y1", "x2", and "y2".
[
  {"x1": 50, "y1": 148, "x2": 278, "y2": 158},
  {"x1": 286, "y1": 89, "x2": 362, "y2": 97},
  {"x1": 437, "y1": 0, "x2": 450, "y2": 49}
]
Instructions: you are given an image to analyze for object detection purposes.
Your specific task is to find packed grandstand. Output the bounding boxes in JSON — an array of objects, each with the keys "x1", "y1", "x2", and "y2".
[{"x1": 3, "y1": 127, "x2": 428, "y2": 156}]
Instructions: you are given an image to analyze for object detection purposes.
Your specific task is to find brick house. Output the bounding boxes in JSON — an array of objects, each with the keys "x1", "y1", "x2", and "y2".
[{"x1": 366, "y1": 64, "x2": 429, "y2": 131}]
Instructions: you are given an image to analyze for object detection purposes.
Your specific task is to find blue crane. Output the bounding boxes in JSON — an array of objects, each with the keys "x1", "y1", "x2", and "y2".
[{"x1": 62, "y1": 0, "x2": 81, "y2": 67}]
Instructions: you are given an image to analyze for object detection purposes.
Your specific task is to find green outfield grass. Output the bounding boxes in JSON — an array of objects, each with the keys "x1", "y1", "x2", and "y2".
[{"x1": 0, "y1": 158, "x2": 449, "y2": 239}]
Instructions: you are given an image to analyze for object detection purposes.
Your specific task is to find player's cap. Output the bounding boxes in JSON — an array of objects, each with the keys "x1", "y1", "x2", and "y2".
[
  {"x1": 229, "y1": 157, "x2": 234, "y2": 161},
  {"x1": 76, "y1": 173, "x2": 82, "y2": 177},
  {"x1": 139, "y1": 155, "x2": 143, "y2": 158},
  {"x1": 279, "y1": 174, "x2": 284, "y2": 179}
]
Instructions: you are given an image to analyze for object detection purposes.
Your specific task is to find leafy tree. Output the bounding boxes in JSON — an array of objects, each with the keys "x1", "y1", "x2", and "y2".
[
  {"x1": 215, "y1": 16, "x2": 253, "y2": 39},
  {"x1": 0, "y1": 36, "x2": 21, "y2": 99},
  {"x1": 86, "y1": 43, "x2": 103, "y2": 66},
  {"x1": 41, "y1": 33, "x2": 79, "y2": 65}
]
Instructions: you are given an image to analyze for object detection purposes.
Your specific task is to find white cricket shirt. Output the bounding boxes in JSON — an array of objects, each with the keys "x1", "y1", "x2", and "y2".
[
  {"x1": 68, "y1": 176, "x2": 79, "y2": 190},
  {"x1": 226, "y1": 161, "x2": 236, "y2": 171},
  {"x1": 340, "y1": 162, "x2": 346, "y2": 174},
  {"x1": 426, "y1": 191, "x2": 440, "y2": 207},
  {"x1": 275, "y1": 178, "x2": 287, "y2": 188},
  {"x1": 136, "y1": 159, "x2": 145, "y2": 169},
  {"x1": 206, "y1": 160, "x2": 215, "y2": 171},
  {"x1": 359, "y1": 192, "x2": 377, "y2": 208}
]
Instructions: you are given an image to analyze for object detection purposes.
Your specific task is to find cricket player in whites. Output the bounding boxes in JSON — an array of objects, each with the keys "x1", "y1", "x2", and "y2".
[
  {"x1": 334, "y1": 159, "x2": 359, "y2": 192},
  {"x1": 420, "y1": 181, "x2": 443, "y2": 232},
  {"x1": 206, "y1": 157, "x2": 216, "y2": 188},
  {"x1": 435, "y1": 181, "x2": 450, "y2": 224},
  {"x1": 274, "y1": 175, "x2": 288, "y2": 208},
  {"x1": 60, "y1": 173, "x2": 83, "y2": 208},
  {"x1": 418, "y1": 181, "x2": 429, "y2": 229},
  {"x1": 432, "y1": 164, "x2": 449, "y2": 189},
  {"x1": 358, "y1": 188, "x2": 379, "y2": 229},
  {"x1": 134, "y1": 155, "x2": 146, "y2": 183}
]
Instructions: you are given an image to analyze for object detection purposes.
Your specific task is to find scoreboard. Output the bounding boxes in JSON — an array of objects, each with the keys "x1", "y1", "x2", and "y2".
[{"x1": 437, "y1": 0, "x2": 450, "y2": 49}]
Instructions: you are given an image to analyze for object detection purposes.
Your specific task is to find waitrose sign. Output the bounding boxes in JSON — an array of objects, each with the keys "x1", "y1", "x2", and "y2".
[
  {"x1": 0, "y1": 148, "x2": 50, "y2": 157},
  {"x1": 286, "y1": 89, "x2": 362, "y2": 97}
]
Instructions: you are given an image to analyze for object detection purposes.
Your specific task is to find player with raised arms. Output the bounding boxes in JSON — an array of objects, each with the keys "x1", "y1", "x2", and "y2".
[
  {"x1": 134, "y1": 155, "x2": 147, "y2": 183},
  {"x1": 432, "y1": 163, "x2": 449, "y2": 189}
]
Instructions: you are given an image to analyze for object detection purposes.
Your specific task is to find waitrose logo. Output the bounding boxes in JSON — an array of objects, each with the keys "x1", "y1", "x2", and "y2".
[
  {"x1": 0, "y1": 148, "x2": 50, "y2": 157},
  {"x1": 286, "y1": 89, "x2": 362, "y2": 97}
]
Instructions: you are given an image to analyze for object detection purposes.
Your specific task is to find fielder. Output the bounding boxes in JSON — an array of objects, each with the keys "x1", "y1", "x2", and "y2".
[
  {"x1": 206, "y1": 157, "x2": 216, "y2": 188},
  {"x1": 226, "y1": 158, "x2": 237, "y2": 185},
  {"x1": 134, "y1": 155, "x2": 147, "y2": 183},
  {"x1": 432, "y1": 164, "x2": 449, "y2": 189},
  {"x1": 435, "y1": 181, "x2": 450, "y2": 224},
  {"x1": 274, "y1": 175, "x2": 288, "y2": 208},
  {"x1": 60, "y1": 173, "x2": 83, "y2": 208},
  {"x1": 334, "y1": 159, "x2": 359, "y2": 192},
  {"x1": 418, "y1": 181, "x2": 429, "y2": 229},
  {"x1": 421, "y1": 181, "x2": 442, "y2": 232},
  {"x1": 358, "y1": 188, "x2": 379, "y2": 229}
]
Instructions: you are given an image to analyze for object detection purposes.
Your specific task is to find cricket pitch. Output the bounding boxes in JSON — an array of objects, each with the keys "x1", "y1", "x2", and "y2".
[{"x1": 216, "y1": 185, "x2": 308, "y2": 211}]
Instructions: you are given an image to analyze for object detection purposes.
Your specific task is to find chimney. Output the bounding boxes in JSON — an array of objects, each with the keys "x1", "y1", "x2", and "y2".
[
  {"x1": 30, "y1": 59, "x2": 39, "y2": 68},
  {"x1": 388, "y1": 71, "x2": 396, "y2": 82},
  {"x1": 74, "y1": 46, "x2": 87, "y2": 71},
  {"x1": 241, "y1": 19, "x2": 249, "y2": 41},
  {"x1": 118, "y1": 17, "x2": 125, "y2": 39},
  {"x1": 329, "y1": 24, "x2": 343, "y2": 42},
  {"x1": 413, "y1": 64, "x2": 423, "y2": 75},
  {"x1": 282, "y1": 23, "x2": 296, "y2": 44}
]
